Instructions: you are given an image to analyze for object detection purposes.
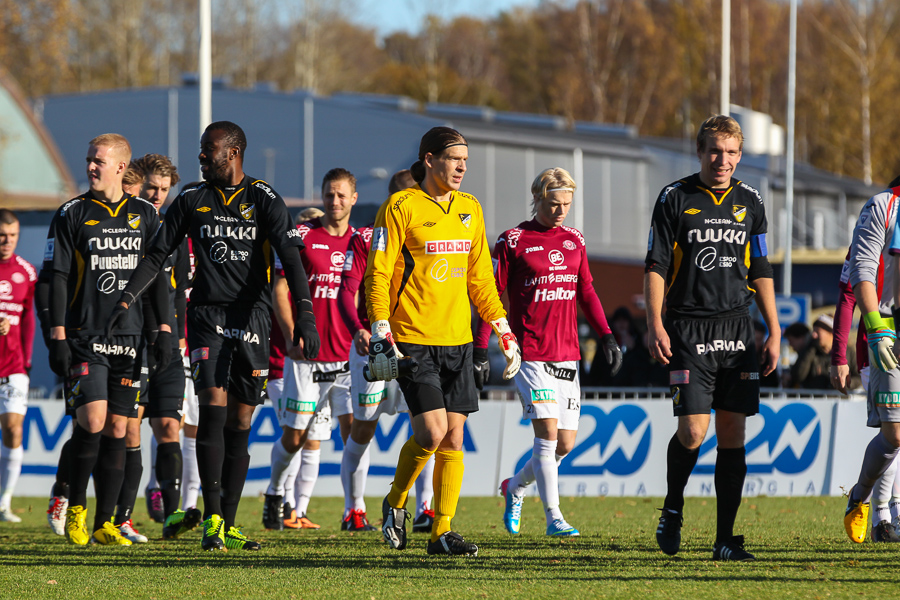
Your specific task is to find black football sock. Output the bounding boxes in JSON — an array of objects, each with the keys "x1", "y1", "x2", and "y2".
[
  {"x1": 93, "y1": 435, "x2": 127, "y2": 532},
  {"x1": 114, "y1": 446, "x2": 143, "y2": 525},
  {"x1": 197, "y1": 405, "x2": 227, "y2": 520},
  {"x1": 156, "y1": 441, "x2": 183, "y2": 518},
  {"x1": 715, "y1": 446, "x2": 747, "y2": 543},
  {"x1": 68, "y1": 424, "x2": 101, "y2": 508},
  {"x1": 663, "y1": 433, "x2": 699, "y2": 513},
  {"x1": 221, "y1": 427, "x2": 251, "y2": 531},
  {"x1": 52, "y1": 437, "x2": 73, "y2": 498}
]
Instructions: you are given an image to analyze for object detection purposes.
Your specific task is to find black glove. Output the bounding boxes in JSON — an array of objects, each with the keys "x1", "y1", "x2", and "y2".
[
  {"x1": 49, "y1": 339, "x2": 71, "y2": 378},
  {"x1": 602, "y1": 333, "x2": 623, "y2": 377},
  {"x1": 152, "y1": 330, "x2": 173, "y2": 370},
  {"x1": 473, "y1": 347, "x2": 490, "y2": 390},
  {"x1": 293, "y1": 309, "x2": 320, "y2": 360},
  {"x1": 105, "y1": 303, "x2": 130, "y2": 339}
]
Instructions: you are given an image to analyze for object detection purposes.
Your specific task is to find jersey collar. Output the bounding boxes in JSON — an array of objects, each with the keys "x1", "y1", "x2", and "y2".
[
  {"x1": 213, "y1": 176, "x2": 247, "y2": 206},
  {"x1": 692, "y1": 173, "x2": 739, "y2": 206}
]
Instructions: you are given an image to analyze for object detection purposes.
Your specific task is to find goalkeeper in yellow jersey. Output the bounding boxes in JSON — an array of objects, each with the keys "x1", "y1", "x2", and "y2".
[{"x1": 365, "y1": 126, "x2": 521, "y2": 556}]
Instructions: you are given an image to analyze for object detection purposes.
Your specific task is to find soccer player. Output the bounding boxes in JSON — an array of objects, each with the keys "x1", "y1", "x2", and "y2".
[
  {"x1": 0, "y1": 209, "x2": 37, "y2": 523},
  {"x1": 111, "y1": 121, "x2": 319, "y2": 552},
  {"x1": 478, "y1": 167, "x2": 622, "y2": 537},
  {"x1": 267, "y1": 207, "x2": 324, "y2": 530},
  {"x1": 337, "y1": 169, "x2": 435, "y2": 533},
  {"x1": 47, "y1": 133, "x2": 165, "y2": 546},
  {"x1": 263, "y1": 168, "x2": 358, "y2": 531},
  {"x1": 842, "y1": 178, "x2": 900, "y2": 544},
  {"x1": 646, "y1": 115, "x2": 780, "y2": 561},
  {"x1": 367, "y1": 126, "x2": 521, "y2": 556}
]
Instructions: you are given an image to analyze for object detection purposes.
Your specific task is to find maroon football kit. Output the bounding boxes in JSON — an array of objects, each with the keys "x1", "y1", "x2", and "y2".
[{"x1": 0, "y1": 254, "x2": 36, "y2": 377}]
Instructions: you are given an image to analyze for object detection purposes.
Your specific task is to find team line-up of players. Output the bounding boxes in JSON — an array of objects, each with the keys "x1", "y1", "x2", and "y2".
[{"x1": 0, "y1": 114, "x2": 891, "y2": 559}]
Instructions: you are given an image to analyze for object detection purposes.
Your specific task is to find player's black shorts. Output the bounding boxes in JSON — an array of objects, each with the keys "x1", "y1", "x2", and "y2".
[
  {"x1": 666, "y1": 314, "x2": 760, "y2": 417},
  {"x1": 395, "y1": 342, "x2": 477, "y2": 417},
  {"x1": 187, "y1": 304, "x2": 270, "y2": 406},
  {"x1": 66, "y1": 335, "x2": 142, "y2": 418},
  {"x1": 144, "y1": 341, "x2": 185, "y2": 420}
]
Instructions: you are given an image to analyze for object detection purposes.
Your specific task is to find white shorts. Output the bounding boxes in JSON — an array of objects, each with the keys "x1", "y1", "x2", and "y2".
[
  {"x1": 0, "y1": 373, "x2": 28, "y2": 416},
  {"x1": 182, "y1": 353, "x2": 199, "y2": 427},
  {"x1": 349, "y1": 349, "x2": 407, "y2": 420},
  {"x1": 279, "y1": 358, "x2": 350, "y2": 440},
  {"x1": 514, "y1": 361, "x2": 581, "y2": 431},
  {"x1": 267, "y1": 377, "x2": 284, "y2": 405}
]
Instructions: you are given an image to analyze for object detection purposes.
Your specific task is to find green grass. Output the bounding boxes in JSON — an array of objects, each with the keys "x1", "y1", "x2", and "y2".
[{"x1": 0, "y1": 495, "x2": 897, "y2": 599}]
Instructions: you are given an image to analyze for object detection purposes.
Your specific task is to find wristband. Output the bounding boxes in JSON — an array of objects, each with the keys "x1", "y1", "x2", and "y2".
[{"x1": 863, "y1": 311, "x2": 887, "y2": 332}]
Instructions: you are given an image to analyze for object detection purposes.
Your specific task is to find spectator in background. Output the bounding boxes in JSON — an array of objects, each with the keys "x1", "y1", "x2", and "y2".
[
  {"x1": 784, "y1": 316, "x2": 851, "y2": 389},
  {"x1": 753, "y1": 321, "x2": 780, "y2": 388},
  {"x1": 586, "y1": 307, "x2": 667, "y2": 388}
]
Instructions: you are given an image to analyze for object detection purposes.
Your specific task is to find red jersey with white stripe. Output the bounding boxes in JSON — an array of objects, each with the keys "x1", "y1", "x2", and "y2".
[
  {"x1": 0, "y1": 254, "x2": 37, "y2": 377},
  {"x1": 277, "y1": 218, "x2": 355, "y2": 362},
  {"x1": 493, "y1": 220, "x2": 602, "y2": 362},
  {"x1": 341, "y1": 226, "x2": 373, "y2": 331}
]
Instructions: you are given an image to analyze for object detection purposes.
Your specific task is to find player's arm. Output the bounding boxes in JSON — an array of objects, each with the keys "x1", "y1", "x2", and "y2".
[
  {"x1": 850, "y1": 195, "x2": 896, "y2": 371},
  {"x1": 21, "y1": 277, "x2": 35, "y2": 372},
  {"x1": 337, "y1": 273, "x2": 367, "y2": 356},
  {"x1": 576, "y1": 255, "x2": 620, "y2": 376},
  {"x1": 467, "y1": 210, "x2": 519, "y2": 379},
  {"x1": 472, "y1": 236, "x2": 508, "y2": 388},
  {"x1": 643, "y1": 190, "x2": 678, "y2": 365},
  {"x1": 34, "y1": 272, "x2": 50, "y2": 345},
  {"x1": 364, "y1": 200, "x2": 407, "y2": 381},
  {"x1": 272, "y1": 271, "x2": 303, "y2": 360},
  {"x1": 747, "y1": 216, "x2": 780, "y2": 377},
  {"x1": 830, "y1": 279, "x2": 856, "y2": 393},
  {"x1": 47, "y1": 210, "x2": 74, "y2": 375}
]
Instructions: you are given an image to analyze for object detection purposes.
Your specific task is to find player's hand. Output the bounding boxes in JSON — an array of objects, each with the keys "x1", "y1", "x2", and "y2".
[
  {"x1": 293, "y1": 308, "x2": 320, "y2": 360},
  {"x1": 830, "y1": 364, "x2": 850, "y2": 395},
  {"x1": 490, "y1": 318, "x2": 521, "y2": 380},
  {"x1": 868, "y1": 329, "x2": 898, "y2": 372},
  {"x1": 760, "y1": 332, "x2": 781, "y2": 376},
  {"x1": 473, "y1": 347, "x2": 490, "y2": 390},
  {"x1": 647, "y1": 320, "x2": 672, "y2": 365},
  {"x1": 601, "y1": 334, "x2": 623, "y2": 376},
  {"x1": 353, "y1": 328, "x2": 371, "y2": 356},
  {"x1": 0, "y1": 317, "x2": 9, "y2": 336},
  {"x1": 105, "y1": 303, "x2": 129, "y2": 339},
  {"x1": 48, "y1": 338, "x2": 71, "y2": 378},
  {"x1": 368, "y1": 320, "x2": 403, "y2": 381},
  {"x1": 153, "y1": 330, "x2": 173, "y2": 370}
]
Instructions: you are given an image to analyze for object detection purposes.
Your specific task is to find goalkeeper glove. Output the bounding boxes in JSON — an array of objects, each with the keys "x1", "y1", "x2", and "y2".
[
  {"x1": 601, "y1": 333, "x2": 623, "y2": 376},
  {"x1": 293, "y1": 305, "x2": 320, "y2": 360},
  {"x1": 490, "y1": 317, "x2": 521, "y2": 379},
  {"x1": 865, "y1": 311, "x2": 898, "y2": 372},
  {"x1": 368, "y1": 320, "x2": 403, "y2": 381}
]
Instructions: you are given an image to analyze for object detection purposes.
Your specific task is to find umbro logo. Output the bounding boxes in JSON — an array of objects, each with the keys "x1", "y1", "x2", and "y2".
[
  {"x1": 423, "y1": 222, "x2": 436, "y2": 227},
  {"x1": 85, "y1": 220, "x2": 99, "y2": 226},
  {"x1": 197, "y1": 207, "x2": 211, "y2": 212},
  {"x1": 684, "y1": 208, "x2": 701, "y2": 215}
]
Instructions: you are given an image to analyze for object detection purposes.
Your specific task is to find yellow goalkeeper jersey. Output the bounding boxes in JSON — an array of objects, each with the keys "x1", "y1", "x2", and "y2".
[{"x1": 365, "y1": 185, "x2": 506, "y2": 346}]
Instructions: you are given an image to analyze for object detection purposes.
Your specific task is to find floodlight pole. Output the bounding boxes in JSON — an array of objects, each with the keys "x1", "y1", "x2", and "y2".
[
  {"x1": 721, "y1": 0, "x2": 730, "y2": 115},
  {"x1": 199, "y1": 0, "x2": 212, "y2": 134},
  {"x1": 784, "y1": 0, "x2": 797, "y2": 296}
]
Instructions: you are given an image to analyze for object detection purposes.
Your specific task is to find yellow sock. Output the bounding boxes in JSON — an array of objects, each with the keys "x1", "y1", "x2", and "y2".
[
  {"x1": 431, "y1": 449, "x2": 464, "y2": 542},
  {"x1": 387, "y1": 436, "x2": 435, "y2": 509}
]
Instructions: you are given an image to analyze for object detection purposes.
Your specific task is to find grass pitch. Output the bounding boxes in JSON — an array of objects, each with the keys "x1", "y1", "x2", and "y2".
[{"x1": 0, "y1": 494, "x2": 897, "y2": 599}]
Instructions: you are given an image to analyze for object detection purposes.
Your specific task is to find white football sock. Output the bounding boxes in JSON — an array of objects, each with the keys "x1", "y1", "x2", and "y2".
[
  {"x1": 341, "y1": 437, "x2": 370, "y2": 514},
  {"x1": 891, "y1": 499, "x2": 900, "y2": 522},
  {"x1": 530, "y1": 438, "x2": 562, "y2": 524},
  {"x1": 282, "y1": 451, "x2": 301, "y2": 509},
  {"x1": 0, "y1": 444, "x2": 23, "y2": 509},
  {"x1": 294, "y1": 448, "x2": 321, "y2": 516},
  {"x1": 873, "y1": 457, "x2": 898, "y2": 525},
  {"x1": 266, "y1": 436, "x2": 299, "y2": 496},
  {"x1": 147, "y1": 435, "x2": 159, "y2": 490},
  {"x1": 414, "y1": 453, "x2": 434, "y2": 517},
  {"x1": 181, "y1": 435, "x2": 201, "y2": 510}
]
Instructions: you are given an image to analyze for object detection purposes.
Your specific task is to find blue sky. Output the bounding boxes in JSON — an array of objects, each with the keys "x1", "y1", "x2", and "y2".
[{"x1": 352, "y1": 0, "x2": 540, "y2": 36}]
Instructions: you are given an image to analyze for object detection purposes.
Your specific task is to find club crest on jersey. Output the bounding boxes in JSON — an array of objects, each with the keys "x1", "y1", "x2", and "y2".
[
  {"x1": 127, "y1": 214, "x2": 141, "y2": 229},
  {"x1": 563, "y1": 240, "x2": 576, "y2": 251},
  {"x1": 732, "y1": 205, "x2": 747, "y2": 223},
  {"x1": 240, "y1": 203, "x2": 255, "y2": 220},
  {"x1": 85, "y1": 220, "x2": 99, "y2": 226},
  {"x1": 684, "y1": 208, "x2": 701, "y2": 215},
  {"x1": 459, "y1": 213, "x2": 471, "y2": 229}
]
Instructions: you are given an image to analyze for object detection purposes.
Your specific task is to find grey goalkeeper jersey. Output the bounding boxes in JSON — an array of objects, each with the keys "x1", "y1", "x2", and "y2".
[{"x1": 847, "y1": 187, "x2": 900, "y2": 316}]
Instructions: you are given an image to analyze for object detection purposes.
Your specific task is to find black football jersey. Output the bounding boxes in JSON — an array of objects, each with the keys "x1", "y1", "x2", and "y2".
[
  {"x1": 48, "y1": 192, "x2": 161, "y2": 336},
  {"x1": 645, "y1": 174, "x2": 769, "y2": 318},
  {"x1": 146, "y1": 176, "x2": 303, "y2": 310}
]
